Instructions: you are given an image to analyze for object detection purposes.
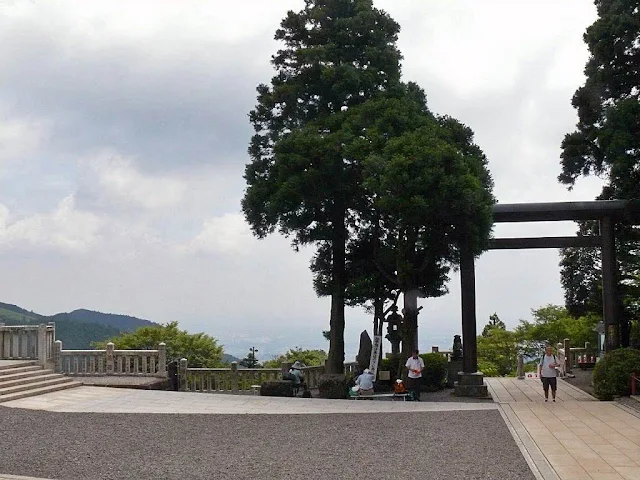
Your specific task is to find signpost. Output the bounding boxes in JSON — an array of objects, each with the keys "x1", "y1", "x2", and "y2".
[{"x1": 369, "y1": 335, "x2": 382, "y2": 377}]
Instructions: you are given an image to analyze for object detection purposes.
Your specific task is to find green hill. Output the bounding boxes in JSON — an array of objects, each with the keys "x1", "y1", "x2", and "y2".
[{"x1": 0, "y1": 302, "x2": 159, "y2": 349}]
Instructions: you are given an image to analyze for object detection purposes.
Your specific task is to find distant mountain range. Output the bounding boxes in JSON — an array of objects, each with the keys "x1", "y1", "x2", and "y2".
[{"x1": 0, "y1": 301, "x2": 159, "y2": 350}]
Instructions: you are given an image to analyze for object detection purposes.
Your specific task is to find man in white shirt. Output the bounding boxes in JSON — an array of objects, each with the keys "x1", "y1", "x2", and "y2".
[
  {"x1": 538, "y1": 345, "x2": 559, "y2": 402},
  {"x1": 405, "y1": 350, "x2": 424, "y2": 401}
]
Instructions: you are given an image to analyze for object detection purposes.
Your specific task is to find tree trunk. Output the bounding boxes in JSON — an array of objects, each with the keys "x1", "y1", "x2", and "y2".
[
  {"x1": 401, "y1": 288, "x2": 420, "y2": 361},
  {"x1": 327, "y1": 210, "x2": 346, "y2": 374}
]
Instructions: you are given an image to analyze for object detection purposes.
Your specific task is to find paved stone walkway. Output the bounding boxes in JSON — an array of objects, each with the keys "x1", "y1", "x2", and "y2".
[
  {"x1": 1, "y1": 386, "x2": 498, "y2": 414},
  {"x1": 487, "y1": 377, "x2": 640, "y2": 480}
]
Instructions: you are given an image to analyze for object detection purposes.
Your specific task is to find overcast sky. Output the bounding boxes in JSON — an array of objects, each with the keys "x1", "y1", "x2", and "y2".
[{"x1": 0, "y1": 0, "x2": 604, "y2": 359}]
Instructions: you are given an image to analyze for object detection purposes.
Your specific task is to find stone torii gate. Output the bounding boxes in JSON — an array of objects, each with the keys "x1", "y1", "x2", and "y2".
[{"x1": 455, "y1": 200, "x2": 640, "y2": 397}]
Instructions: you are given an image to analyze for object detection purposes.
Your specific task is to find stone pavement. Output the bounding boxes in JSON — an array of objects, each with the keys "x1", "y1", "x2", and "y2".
[
  {"x1": 486, "y1": 377, "x2": 640, "y2": 480},
  {"x1": 1, "y1": 385, "x2": 498, "y2": 414}
]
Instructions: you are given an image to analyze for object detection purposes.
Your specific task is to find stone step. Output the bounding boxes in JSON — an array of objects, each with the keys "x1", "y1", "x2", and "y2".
[
  {"x1": 0, "y1": 361, "x2": 38, "y2": 371},
  {"x1": 0, "y1": 373, "x2": 66, "y2": 389},
  {"x1": 0, "y1": 376, "x2": 76, "y2": 396},
  {"x1": 0, "y1": 365, "x2": 43, "y2": 376},
  {"x1": 0, "y1": 368, "x2": 54, "y2": 381},
  {"x1": 0, "y1": 380, "x2": 82, "y2": 403}
]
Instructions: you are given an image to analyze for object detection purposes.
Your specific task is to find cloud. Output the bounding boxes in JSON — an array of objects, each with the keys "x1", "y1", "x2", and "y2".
[
  {"x1": 0, "y1": 195, "x2": 102, "y2": 252},
  {"x1": 79, "y1": 152, "x2": 187, "y2": 210},
  {"x1": 178, "y1": 213, "x2": 255, "y2": 255}
]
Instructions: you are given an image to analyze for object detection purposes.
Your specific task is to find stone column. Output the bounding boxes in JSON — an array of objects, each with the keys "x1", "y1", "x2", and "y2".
[
  {"x1": 0, "y1": 322, "x2": 4, "y2": 359},
  {"x1": 517, "y1": 354, "x2": 524, "y2": 379},
  {"x1": 106, "y1": 342, "x2": 115, "y2": 375},
  {"x1": 179, "y1": 358, "x2": 188, "y2": 391},
  {"x1": 37, "y1": 324, "x2": 47, "y2": 366},
  {"x1": 157, "y1": 342, "x2": 167, "y2": 377},
  {"x1": 564, "y1": 338, "x2": 571, "y2": 373},
  {"x1": 53, "y1": 340, "x2": 62, "y2": 373},
  {"x1": 230, "y1": 361, "x2": 238, "y2": 392}
]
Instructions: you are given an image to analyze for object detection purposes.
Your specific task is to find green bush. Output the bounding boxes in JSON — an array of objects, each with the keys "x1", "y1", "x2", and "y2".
[
  {"x1": 419, "y1": 353, "x2": 448, "y2": 391},
  {"x1": 380, "y1": 354, "x2": 401, "y2": 380},
  {"x1": 593, "y1": 348, "x2": 640, "y2": 400},
  {"x1": 318, "y1": 374, "x2": 349, "y2": 399},
  {"x1": 260, "y1": 381, "x2": 294, "y2": 397},
  {"x1": 478, "y1": 360, "x2": 499, "y2": 377}
]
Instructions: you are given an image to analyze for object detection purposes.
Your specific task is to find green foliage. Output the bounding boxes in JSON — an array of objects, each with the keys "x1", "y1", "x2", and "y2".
[
  {"x1": 94, "y1": 321, "x2": 224, "y2": 368},
  {"x1": 260, "y1": 382, "x2": 294, "y2": 397},
  {"x1": 593, "y1": 348, "x2": 640, "y2": 400},
  {"x1": 317, "y1": 374, "x2": 350, "y2": 399},
  {"x1": 517, "y1": 305, "x2": 598, "y2": 350},
  {"x1": 380, "y1": 354, "x2": 401, "y2": 380},
  {"x1": 482, "y1": 313, "x2": 506, "y2": 337},
  {"x1": 419, "y1": 353, "x2": 448, "y2": 391},
  {"x1": 477, "y1": 328, "x2": 519, "y2": 377},
  {"x1": 558, "y1": 0, "x2": 640, "y2": 344},
  {"x1": 262, "y1": 348, "x2": 327, "y2": 368},
  {"x1": 478, "y1": 360, "x2": 499, "y2": 377},
  {"x1": 243, "y1": 0, "x2": 405, "y2": 374}
]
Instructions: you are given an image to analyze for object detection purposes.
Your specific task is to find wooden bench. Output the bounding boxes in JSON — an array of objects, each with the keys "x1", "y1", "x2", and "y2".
[{"x1": 349, "y1": 393, "x2": 410, "y2": 401}]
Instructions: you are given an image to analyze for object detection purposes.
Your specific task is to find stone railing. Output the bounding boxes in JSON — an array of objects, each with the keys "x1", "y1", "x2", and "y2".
[
  {"x1": 301, "y1": 365, "x2": 325, "y2": 389},
  {"x1": 0, "y1": 322, "x2": 56, "y2": 367},
  {"x1": 179, "y1": 360, "x2": 361, "y2": 393},
  {"x1": 557, "y1": 339, "x2": 595, "y2": 372},
  {"x1": 55, "y1": 341, "x2": 167, "y2": 377},
  {"x1": 180, "y1": 360, "x2": 281, "y2": 392}
]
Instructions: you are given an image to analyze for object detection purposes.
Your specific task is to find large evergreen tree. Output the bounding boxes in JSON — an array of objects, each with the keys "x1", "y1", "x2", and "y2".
[
  {"x1": 558, "y1": 0, "x2": 640, "y2": 345},
  {"x1": 242, "y1": 0, "x2": 403, "y2": 373}
]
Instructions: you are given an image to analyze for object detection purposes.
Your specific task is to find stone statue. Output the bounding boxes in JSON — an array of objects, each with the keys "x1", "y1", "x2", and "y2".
[
  {"x1": 385, "y1": 305, "x2": 403, "y2": 355},
  {"x1": 452, "y1": 335, "x2": 463, "y2": 361}
]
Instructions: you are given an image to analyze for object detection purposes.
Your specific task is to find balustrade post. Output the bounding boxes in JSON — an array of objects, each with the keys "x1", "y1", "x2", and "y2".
[
  {"x1": 106, "y1": 342, "x2": 115, "y2": 375},
  {"x1": 517, "y1": 354, "x2": 524, "y2": 379},
  {"x1": 179, "y1": 358, "x2": 188, "y2": 391},
  {"x1": 0, "y1": 322, "x2": 4, "y2": 358},
  {"x1": 230, "y1": 362, "x2": 238, "y2": 392},
  {"x1": 564, "y1": 338, "x2": 571, "y2": 372},
  {"x1": 53, "y1": 340, "x2": 62, "y2": 372},
  {"x1": 158, "y1": 342, "x2": 167, "y2": 377},
  {"x1": 37, "y1": 324, "x2": 47, "y2": 366}
]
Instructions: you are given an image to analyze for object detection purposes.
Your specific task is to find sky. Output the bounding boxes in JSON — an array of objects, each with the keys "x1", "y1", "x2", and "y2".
[{"x1": 0, "y1": 0, "x2": 605, "y2": 360}]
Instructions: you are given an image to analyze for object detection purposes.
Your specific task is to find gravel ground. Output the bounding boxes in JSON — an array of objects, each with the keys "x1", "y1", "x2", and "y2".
[
  {"x1": 0, "y1": 408, "x2": 533, "y2": 480},
  {"x1": 561, "y1": 368, "x2": 596, "y2": 396},
  {"x1": 617, "y1": 397, "x2": 640, "y2": 416}
]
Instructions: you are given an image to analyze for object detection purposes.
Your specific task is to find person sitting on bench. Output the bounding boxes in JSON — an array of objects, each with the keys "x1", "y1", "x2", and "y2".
[
  {"x1": 355, "y1": 368, "x2": 375, "y2": 396},
  {"x1": 289, "y1": 361, "x2": 306, "y2": 388}
]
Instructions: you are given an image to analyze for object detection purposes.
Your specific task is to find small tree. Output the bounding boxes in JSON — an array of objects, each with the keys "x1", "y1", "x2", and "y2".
[
  {"x1": 94, "y1": 321, "x2": 224, "y2": 368},
  {"x1": 482, "y1": 313, "x2": 506, "y2": 337},
  {"x1": 240, "y1": 347, "x2": 261, "y2": 368},
  {"x1": 262, "y1": 347, "x2": 328, "y2": 368}
]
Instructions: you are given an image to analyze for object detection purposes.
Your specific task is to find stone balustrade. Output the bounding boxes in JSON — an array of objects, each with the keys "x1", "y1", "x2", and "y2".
[
  {"x1": 55, "y1": 340, "x2": 167, "y2": 377},
  {"x1": 180, "y1": 360, "x2": 281, "y2": 392},
  {"x1": 301, "y1": 365, "x2": 324, "y2": 389},
  {"x1": 0, "y1": 322, "x2": 56, "y2": 368},
  {"x1": 179, "y1": 360, "x2": 361, "y2": 393}
]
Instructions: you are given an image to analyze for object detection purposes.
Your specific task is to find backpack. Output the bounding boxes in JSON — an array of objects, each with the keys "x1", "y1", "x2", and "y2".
[{"x1": 539, "y1": 354, "x2": 557, "y2": 366}]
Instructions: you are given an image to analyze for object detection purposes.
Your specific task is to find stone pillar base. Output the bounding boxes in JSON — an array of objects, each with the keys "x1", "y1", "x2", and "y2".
[
  {"x1": 447, "y1": 359, "x2": 463, "y2": 388},
  {"x1": 454, "y1": 372, "x2": 489, "y2": 398}
]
